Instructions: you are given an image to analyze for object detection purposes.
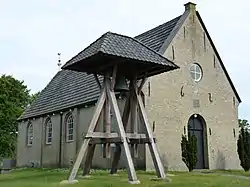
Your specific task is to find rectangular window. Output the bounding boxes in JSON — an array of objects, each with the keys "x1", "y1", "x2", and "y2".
[
  {"x1": 45, "y1": 119, "x2": 53, "y2": 144},
  {"x1": 66, "y1": 115, "x2": 74, "y2": 142},
  {"x1": 27, "y1": 123, "x2": 33, "y2": 146},
  {"x1": 46, "y1": 128, "x2": 53, "y2": 144},
  {"x1": 67, "y1": 126, "x2": 74, "y2": 141}
]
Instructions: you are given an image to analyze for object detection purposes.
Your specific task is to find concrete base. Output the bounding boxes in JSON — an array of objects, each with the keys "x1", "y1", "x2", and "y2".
[
  {"x1": 0, "y1": 169, "x2": 11, "y2": 174},
  {"x1": 59, "y1": 180, "x2": 79, "y2": 185},
  {"x1": 128, "y1": 180, "x2": 141, "y2": 184}
]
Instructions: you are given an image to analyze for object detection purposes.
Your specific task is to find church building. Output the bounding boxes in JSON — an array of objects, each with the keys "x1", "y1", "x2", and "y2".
[{"x1": 17, "y1": 2, "x2": 241, "y2": 171}]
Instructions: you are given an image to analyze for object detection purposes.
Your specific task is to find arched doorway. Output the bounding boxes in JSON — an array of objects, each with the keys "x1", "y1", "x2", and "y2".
[{"x1": 187, "y1": 114, "x2": 208, "y2": 169}]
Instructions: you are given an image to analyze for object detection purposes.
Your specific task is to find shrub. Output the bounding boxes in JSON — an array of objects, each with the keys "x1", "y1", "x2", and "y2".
[
  {"x1": 237, "y1": 127, "x2": 250, "y2": 171},
  {"x1": 181, "y1": 134, "x2": 197, "y2": 171}
]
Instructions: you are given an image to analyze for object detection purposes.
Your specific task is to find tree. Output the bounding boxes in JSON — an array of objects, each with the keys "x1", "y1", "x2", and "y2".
[
  {"x1": 239, "y1": 119, "x2": 250, "y2": 129},
  {"x1": 237, "y1": 126, "x2": 250, "y2": 171},
  {"x1": 181, "y1": 134, "x2": 197, "y2": 172},
  {"x1": 28, "y1": 91, "x2": 40, "y2": 106},
  {"x1": 0, "y1": 75, "x2": 30, "y2": 159}
]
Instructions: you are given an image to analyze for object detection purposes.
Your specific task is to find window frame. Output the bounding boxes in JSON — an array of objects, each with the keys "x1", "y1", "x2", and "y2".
[
  {"x1": 190, "y1": 63, "x2": 203, "y2": 82},
  {"x1": 27, "y1": 122, "x2": 33, "y2": 146},
  {"x1": 65, "y1": 113, "x2": 74, "y2": 142},
  {"x1": 45, "y1": 118, "x2": 53, "y2": 145}
]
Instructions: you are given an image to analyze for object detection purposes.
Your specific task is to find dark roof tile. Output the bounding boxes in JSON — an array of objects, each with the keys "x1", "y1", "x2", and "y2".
[
  {"x1": 62, "y1": 31, "x2": 178, "y2": 71},
  {"x1": 134, "y1": 16, "x2": 181, "y2": 51}
]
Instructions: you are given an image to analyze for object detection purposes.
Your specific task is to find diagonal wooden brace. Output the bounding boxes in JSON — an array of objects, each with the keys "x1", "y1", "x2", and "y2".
[
  {"x1": 67, "y1": 88, "x2": 106, "y2": 182},
  {"x1": 107, "y1": 84, "x2": 139, "y2": 183},
  {"x1": 136, "y1": 89, "x2": 166, "y2": 179},
  {"x1": 110, "y1": 89, "x2": 131, "y2": 174}
]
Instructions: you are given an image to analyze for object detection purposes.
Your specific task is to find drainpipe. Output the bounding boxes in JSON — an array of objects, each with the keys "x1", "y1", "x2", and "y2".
[{"x1": 58, "y1": 112, "x2": 63, "y2": 168}]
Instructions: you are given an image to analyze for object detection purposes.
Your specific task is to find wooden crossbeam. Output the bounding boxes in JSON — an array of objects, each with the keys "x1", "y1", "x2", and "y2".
[
  {"x1": 89, "y1": 137, "x2": 156, "y2": 144},
  {"x1": 86, "y1": 132, "x2": 151, "y2": 139}
]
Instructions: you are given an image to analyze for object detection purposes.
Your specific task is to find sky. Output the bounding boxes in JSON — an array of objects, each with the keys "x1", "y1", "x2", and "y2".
[{"x1": 0, "y1": 0, "x2": 249, "y2": 120}]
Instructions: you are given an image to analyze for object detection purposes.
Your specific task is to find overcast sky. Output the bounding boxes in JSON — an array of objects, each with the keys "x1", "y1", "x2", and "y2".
[{"x1": 0, "y1": 0, "x2": 249, "y2": 120}]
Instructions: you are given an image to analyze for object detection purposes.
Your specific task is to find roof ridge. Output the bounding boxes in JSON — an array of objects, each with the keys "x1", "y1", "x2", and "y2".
[
  {"x1": 134, "y1": 15, "x2": 181, "y2": 38},
  {"x1": 99, "y1": 31, "x2": 111, "y2": 53},
  {"x1": 62, "y1": 32, "x2": 110, "y2": 69},
  {"x1": 103, "y1": 31, "x2": 179, "y2": 68}
]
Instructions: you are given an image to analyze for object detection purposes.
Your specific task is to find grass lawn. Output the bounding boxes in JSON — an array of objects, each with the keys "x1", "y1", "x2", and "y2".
[
  {"x1": 213, "y1": 169, "x2": 250, "y2": 177},
  {"x1": 0, "y1": 168, "x2": 250, "y2": 187}
]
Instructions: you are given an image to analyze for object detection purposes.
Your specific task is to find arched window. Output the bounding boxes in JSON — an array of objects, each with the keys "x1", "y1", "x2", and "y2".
[
  {"x1": 27, "y1": 122, "x2": 33, "y2": 146},
  {"x1": 45, "y1": 118, "x2": 53, "y2": 144},
  {"x1": 65, "y1": 114, "x2": 74, "y2": 142}
]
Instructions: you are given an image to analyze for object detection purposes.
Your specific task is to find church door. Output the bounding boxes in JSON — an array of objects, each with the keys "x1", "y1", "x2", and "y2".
[{"x1": 188, "y1": 115, "x2": 205, "y2": 169}]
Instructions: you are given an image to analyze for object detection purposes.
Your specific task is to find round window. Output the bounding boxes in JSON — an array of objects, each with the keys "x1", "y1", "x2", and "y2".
[{"x1": 190, "y1": 63, "x2": 202, "y2": 82}]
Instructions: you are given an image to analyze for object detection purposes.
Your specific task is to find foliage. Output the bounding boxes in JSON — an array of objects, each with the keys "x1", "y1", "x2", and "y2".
[
  {"x1": 28, "y1": 91, "x2": 40, "y2": 106},
  {"x1": 237, "y1": 126, "x2": 250, "y2": 171},
  {"x1": 0, "y1": 75, "x2": 30, "y2": 159},
  {"x1": 181, "y1": 134, "x2": 197, "y2": 172},
  {"x1": 238, "y1": 119, "x2": 250, "y2": 129}
]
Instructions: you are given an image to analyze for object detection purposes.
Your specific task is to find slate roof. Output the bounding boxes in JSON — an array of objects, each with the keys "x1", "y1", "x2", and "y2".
[
  {"x1": 62, "y1": 31, "x2": 178, "y2": 78},
  {"x1": 134, "y1": 16, "x2": 181, "y2": 51},
  {"x1": 19, "y1": 17, "x2": 181, "y2": 120},
  {"x1": 20, "y1": 70, "x2": 103, "y2": 119}
]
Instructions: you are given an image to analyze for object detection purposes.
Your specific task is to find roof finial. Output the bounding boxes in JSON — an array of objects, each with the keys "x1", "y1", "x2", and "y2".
[{"x1": 57, "y1": 53, "x2": 62, "y2": 69}]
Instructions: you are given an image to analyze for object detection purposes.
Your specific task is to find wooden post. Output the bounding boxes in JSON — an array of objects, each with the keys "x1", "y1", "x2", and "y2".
[
  {"x1": 130, "y1": 78, "x2": 138, "y2": 158},
  {"x1": 135, "y1": 86, "x2": 166, "y2": 179},
  {"x1": 107, "y1": 81, "x2": 139, "y2": 184},
  {"x1": 82, "y1": 144, "x2": 96, "y2": 176},
  {"x1": 103, "y1": 77, "x2": 111, "y2": 158}
]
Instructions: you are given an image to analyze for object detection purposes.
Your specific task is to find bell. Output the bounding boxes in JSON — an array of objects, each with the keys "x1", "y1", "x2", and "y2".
[{"x1": 114, "y1": 75, "x2": 129, "y2": 92}]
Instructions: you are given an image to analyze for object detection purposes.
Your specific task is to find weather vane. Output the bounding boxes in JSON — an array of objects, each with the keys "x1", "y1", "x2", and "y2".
[{"x1": 57, "y1": 53, "x2": 62, "y2": 68}]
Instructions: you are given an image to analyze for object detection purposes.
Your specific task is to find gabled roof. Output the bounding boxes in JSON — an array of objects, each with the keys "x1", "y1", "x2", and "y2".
[
  {"x1": 134, "y1": 16, "x2": 181, "y2": 51},
  {"x1": 19, "y1": 17, "x2": 180, "y2": 120}
]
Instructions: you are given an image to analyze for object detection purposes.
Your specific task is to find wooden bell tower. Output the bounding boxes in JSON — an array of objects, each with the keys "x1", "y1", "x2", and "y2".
[{"x1": 59, "y1": 32, "x2": 179, "y2": 184}]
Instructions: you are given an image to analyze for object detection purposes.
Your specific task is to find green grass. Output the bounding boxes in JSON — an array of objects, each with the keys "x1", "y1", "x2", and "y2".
[
  {"x1": 213, "y1": 169, "x2": 250, "y2": 177},
  {"x1": 0, "y1": 168, "x2": 249, "y2": 187}
]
